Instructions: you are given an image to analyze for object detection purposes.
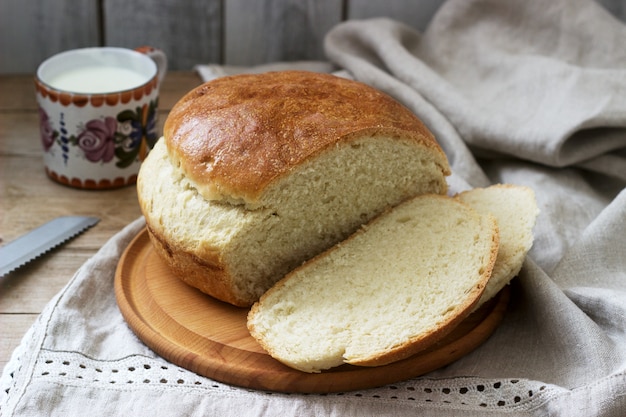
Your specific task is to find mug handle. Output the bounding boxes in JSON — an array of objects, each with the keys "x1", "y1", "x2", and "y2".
[{"x1": 135, "y1": 46, "x2": 168, "y2": 84}]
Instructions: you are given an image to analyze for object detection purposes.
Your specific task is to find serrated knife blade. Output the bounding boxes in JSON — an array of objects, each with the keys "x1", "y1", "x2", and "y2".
[{"x1": 0, "y1": 216, "x2": 99, "y2": 276}]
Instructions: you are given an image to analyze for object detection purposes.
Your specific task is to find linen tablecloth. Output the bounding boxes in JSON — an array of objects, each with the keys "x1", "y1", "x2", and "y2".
[{"x1": 2, "y1": 0, "x2": 625, "y2": 415}]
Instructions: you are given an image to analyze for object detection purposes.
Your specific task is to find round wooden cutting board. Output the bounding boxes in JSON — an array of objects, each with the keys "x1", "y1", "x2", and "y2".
[{"x1": 115, "y1": 228, "x2": 510, "y2": 394}]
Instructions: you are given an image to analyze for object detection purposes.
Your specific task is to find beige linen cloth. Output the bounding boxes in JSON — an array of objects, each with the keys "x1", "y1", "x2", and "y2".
[{"x1": 2, "y1": 0, "x2": 626, "y2": 415}]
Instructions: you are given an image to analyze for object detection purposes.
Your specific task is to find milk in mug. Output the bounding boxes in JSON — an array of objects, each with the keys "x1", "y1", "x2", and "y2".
[{"x1": 46, "y1": 66, "x2": 148, "y2": 93}]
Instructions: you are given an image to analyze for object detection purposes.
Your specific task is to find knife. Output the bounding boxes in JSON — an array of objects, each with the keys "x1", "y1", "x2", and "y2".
[{"x1": 0, "y1": 216, "x2": 100, "y2": 276}]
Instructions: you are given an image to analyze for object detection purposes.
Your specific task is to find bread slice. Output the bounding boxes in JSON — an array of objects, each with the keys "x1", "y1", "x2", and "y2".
[
  {"x1": 456, "y1": 185, "x2": 539, "y2": 309},
  {"x1": 247, "y1": 194, "x2": 499, "y2": 373},
  {"x1": 138, "y1": 71, "x2": 450, "y2": 307}
]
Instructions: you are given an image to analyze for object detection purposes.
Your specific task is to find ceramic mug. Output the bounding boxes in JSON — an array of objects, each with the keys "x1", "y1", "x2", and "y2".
[{"x1": 35, "y1": 46, "x2": 167, "y2": 189}]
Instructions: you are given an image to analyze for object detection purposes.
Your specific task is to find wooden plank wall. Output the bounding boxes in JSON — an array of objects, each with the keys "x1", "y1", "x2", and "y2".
[{"x1": 1, "y1": 0, "x2": 626, "y2": 74}]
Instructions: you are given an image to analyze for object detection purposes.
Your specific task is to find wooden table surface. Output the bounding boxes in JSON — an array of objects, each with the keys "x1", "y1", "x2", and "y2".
[{"x1": 0, "y1": 71, "x2": 203, "y2": 375}]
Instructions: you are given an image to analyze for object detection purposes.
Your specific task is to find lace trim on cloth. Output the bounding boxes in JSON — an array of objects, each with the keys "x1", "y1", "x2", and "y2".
[
  {"x1": 0, "y1": 320, "x2": 35, "y2": 407},
  {"x1": 4, "y1": 347, "x2": 568, "y2": 413}
]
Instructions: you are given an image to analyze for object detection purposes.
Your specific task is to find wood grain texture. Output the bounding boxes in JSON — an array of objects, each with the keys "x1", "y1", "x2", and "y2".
[
  {"x1": 0, "y1": 314, "x2": 39, "y2": 371},
  {"x1": 2, "y1": 0, "x2": 626, "y2": 73},
  {"x1": 103, "y1": 0, "x2": 223, "y2": 70},
  {"x1": 347, "y1": 0, "x2": 443, "y2": 31},
  {"x1": 223, "y1": 0, "x2": 343, "y2": 65},
  {"x1": 0, "y1": 0, "x2": 100, "y2": 73},
  {"x1": 115, "y1": 229, "x2": 510, "y2": 393}
]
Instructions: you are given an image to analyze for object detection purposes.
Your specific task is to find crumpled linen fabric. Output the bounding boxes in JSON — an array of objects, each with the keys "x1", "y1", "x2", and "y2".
[
  {"x1": 2, "y1": 0, "x2": 626, "y2": 415},
  {"x1": 324, "y1": 0, "x2": 626, "y2": 410},
  {"x1": 325, "y1": 0, "x2": 626, "y2": 185}
]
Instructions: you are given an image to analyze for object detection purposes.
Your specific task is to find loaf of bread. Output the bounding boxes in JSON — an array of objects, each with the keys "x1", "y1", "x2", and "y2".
[
  {"x1": 247, "y1": 194, "x2": 499, "y2": 373},
  {"x1": 456, "y1": 184, "x2": 539, "y2": 309},
  {"x1": 137, "y1": 71, "x2": 451, "y2": 307}
]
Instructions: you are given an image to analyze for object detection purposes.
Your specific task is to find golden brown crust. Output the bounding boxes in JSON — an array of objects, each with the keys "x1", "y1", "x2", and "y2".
[
  {"x1": 164, "y1": 71, "x2": 449, "y2": 203},
  {"x1": 145, "y1": 225, "x2": 250, "y2": 307}
]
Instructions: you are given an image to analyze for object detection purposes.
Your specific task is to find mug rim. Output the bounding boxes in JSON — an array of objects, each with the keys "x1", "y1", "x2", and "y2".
[{"x1": 36, "y1": 46, "x2": 158, "y2": 95}]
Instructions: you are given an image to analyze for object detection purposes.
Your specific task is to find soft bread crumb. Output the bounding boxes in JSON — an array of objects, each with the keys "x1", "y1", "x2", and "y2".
[
  {"x1": 247, "y1": 194, "x2": 499, "y2": 373},
  {"x1": 456, "y1": 184, "x2": 539, "y2": 309}
]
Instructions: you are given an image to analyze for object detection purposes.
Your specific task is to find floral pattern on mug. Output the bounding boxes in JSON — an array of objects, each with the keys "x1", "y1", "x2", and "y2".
[
  {"x1": 39, "y1": 107, "x2": 57, "y2": 151},
  {"x1": 77, "y1": 117, "x2": 117, "y2": 163},
  {"x1": 115, "y1": 100, "x2": 159, "y2": 168},
  {"x1": 37, "y1": 98, "x2": 158, "y2": 168}
]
